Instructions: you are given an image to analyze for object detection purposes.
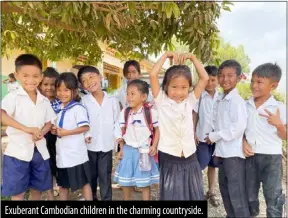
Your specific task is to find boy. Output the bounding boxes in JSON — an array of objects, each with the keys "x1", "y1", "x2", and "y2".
[
  {"x1": 193, "y1": 65, "x2": 220, "y2": 207},
  {"x1": 243, "y1": 63, "x2": 286, "y2": 217},
  {"x1": 1, "y1": 54, "x2": 56, "y2": 200},
  {"x1": 38, "y1": 67, "x2": 61, "y2": 200},
  {"x1": 78, "y1": 66, "x2": 122, "y2": 201},
  {"x1": 205, "y1": 60, "x2": 250, "y2": 217}
]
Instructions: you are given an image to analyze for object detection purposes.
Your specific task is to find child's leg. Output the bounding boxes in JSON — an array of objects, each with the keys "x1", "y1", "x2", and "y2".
[
  {"x1": 46, "y1": 189, "x2": 54, "y2": 200},
  {"x1": 59, "y1": 187, "x2": 69, "y2": 200},
  {"x1": 29, "y1": 189, "x2": 42, "y2": 200},
  {"x1": 11, "y1": 192, "x2": 26, "y2": 201},
  {"x1": 261, "y1": 154, "x2": 284, "y2": 217},
  {"x1": 122, "y1": 187, "x2": 133, "y2": 200},
  {"x1": 141, "y1": 187, "x2": 151, "y2": 200},
  {"x1": 88, "y1": 151, "x2": 99, "y2": 200},
  {"x1": 207, "y1": 167, "x2": 216, "y2": 194},
  {"x1": 81, "y1": 183, "x2": 93, "y2": 200}
]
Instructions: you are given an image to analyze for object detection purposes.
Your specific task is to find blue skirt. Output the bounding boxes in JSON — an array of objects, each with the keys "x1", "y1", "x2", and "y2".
[{"x1": 114, "y1": 145, "x2": 159, "y2": 187}]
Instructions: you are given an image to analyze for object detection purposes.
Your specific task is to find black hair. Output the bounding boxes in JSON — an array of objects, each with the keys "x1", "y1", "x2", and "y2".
[
  {"x1": 252, "y1": 63, "x2": 282, "y2": 82},
  {"x1": 123, "y1": 60, "x2": 141, "y2": 77},
  {"x1": 205, "y1": 65, "x2": 218, "y2": 77},
  {"x1": 55, "y1": 72, "x2": 80, "y2": 102},
  {"x1": 218, "y1": 60, "x2": 242, "y2": 76},
  {"x1": 127, "y1": 79, "x2": 149, "y2": 96},
  {"x1": 77, "y1": 66, "x2": 100, "y2": 83},
  {"x1": 43, "y1": 67, "x2": 59, "y2": 79},
  {"x1": 15, "y1": 54, "x2": 42, "y2": 71},
  {"x1": 162, "y1": 65, "x2": 192, "y2": 94},
  {"x1": 8, "y1": 73, "x2": 16, "y2": 80}
]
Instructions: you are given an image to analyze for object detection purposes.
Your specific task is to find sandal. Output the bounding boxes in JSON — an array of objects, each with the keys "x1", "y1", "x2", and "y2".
[{"x1": 206, "y1": 192, "x2": 220, "y2": 207}]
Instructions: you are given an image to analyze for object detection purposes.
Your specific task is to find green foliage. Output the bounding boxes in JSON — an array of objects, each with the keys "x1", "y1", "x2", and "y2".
[{"x1": 2, "y1": 1, "x2": 231, "y2": 64}]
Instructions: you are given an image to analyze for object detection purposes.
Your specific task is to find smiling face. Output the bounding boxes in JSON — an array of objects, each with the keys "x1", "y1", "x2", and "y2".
[
  {"x1": 56, "y1": 82, "x2": 74, "y2": 106},
  {"x1": 126, "y1": 85, "x2": 147, "y2": 110},
  {"x1": 205, "y1": 75, "x2": 218, "y2": 93},
  {"x1": 250, "y1": 74, "x2": 277, "y2": 99},
  {"x1": 218, "y1": 67, "x2": 241, "y2": 94},
  {"x1": 15, "y1": 65, "x2": 43, "y2": 93},
  {"x1": 167, "y1": 75, "x2": 190, "y2": 103},
  {"x1": 39, "y1": 77, "x2": 57, "y2": 100},
  {"x1": 80, "y1": 72, "x2": 101, "y2": 93},
  {"x1": 125, "y1": 65, "x2": 140, "y2": 83}
]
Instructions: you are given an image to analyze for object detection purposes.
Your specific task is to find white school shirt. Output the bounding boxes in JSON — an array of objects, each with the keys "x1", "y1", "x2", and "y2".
[
  {"x1": 209, "y1": 88, "x2": 247, "y2": 158},
  {"x1": 7, "y1": 81, "x2": 20, "y2": 93},
  {"x1": 55, "y1": 101, "x2": 90, "y2": 168},
  {"x1": 193, "y1": 90, "x2": 219, "y2": 142},
  {"x1": 155, "y1": 90, "x2": 198, "y2": 158},
  {"x1": 81, "y1": 92, "x2": 122, "y2": 152},
  {"x1": 119, "y1": 106, "x2": 158, "y2": 148},
  {"x1": 1, "y1": 86, "x2": 55, "y2": 161},
  {"x1": 245, "y1": 96, "x2": 286, "y2": 155}
]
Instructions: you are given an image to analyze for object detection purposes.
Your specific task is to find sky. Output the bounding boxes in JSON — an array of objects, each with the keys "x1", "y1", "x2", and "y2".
[{"x1": 217, "y1": 1, "x2": 286, "y2": 93}]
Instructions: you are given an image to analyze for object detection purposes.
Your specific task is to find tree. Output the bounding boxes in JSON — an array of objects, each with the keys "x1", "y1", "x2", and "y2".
[{"x1": 2, "y1": 1, "x2": 232, "y2": 64}]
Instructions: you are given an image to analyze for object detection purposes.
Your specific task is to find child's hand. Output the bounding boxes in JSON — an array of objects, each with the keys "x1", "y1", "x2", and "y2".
[
  {"x1": 165, "y1": 51, "x2": 180, "y2": 65},
  {"x1": 51, "y1": 125, "x2": 57, "y2": 135},
  {"x1": 204, "y1": 135, "x2": 213, "y2": 145},
  {"x1": 56, "y1": 128, "x2": 69, "y2": 137},
  {"x1": 85, "y1": 137, "x2": 92, "y2": 144},
  {"x1": 243, "y1": 138, "x2": 254, "y2": 157},
  {"x1": 116, "y1": 138, "x2": 124, "y2": 144},
  {"x1": 24, "y1": 127, "x2": 42, "y2": 136},
  {"x1": 149, "y1": 145, "x2": 157, "y2": 156},
  {"x1": 117, "y1": 149, "x2": 123, "y2": 160},
  {"x1": 32, "y1": 131, "x2": 44, "y2": 142},
  {"x1": 259, "y1": 108, "x2": 283, "y2": 127}
]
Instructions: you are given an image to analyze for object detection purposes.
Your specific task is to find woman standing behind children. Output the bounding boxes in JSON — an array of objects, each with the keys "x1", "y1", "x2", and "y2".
[
  {"x1": 53, "y1": 72, "x2": 92, "y2": 200},
  {"x1": 149, "y1": 52, "x2": 209, "y2": 200},
  {"x1": 114, "y1": 79, "x2": 160, "y2": 200},
  {"x1": 2, "y1": 73, "x2": 20, "y2": 93}
]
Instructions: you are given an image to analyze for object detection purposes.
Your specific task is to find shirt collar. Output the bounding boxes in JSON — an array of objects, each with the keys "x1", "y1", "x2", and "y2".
[
  {"x1": 16, "y1": 86, "x2": 46, "y2": 102},
  {"x1": 202, "y1": 89, "x2": 219, "y2": 99},
  {"x1": 130, "y1": 106, "x2": 143, "y2": 115},
  {"x1": 221, "y1": 88, "x2": 239, "y2": 101},
  {"x1": 248, "y1": 95, "x2": 279, "y2": 108}
]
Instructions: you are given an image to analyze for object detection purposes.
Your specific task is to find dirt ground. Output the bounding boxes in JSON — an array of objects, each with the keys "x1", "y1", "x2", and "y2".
[{"x1": 1, "y1": 136, "x2": 287, "y2": 217}]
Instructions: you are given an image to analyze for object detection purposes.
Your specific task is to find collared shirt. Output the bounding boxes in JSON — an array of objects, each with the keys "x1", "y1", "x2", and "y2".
[
  {"x1": 245, "y1": 96, "x2": 286, "y2": 155},
  {"x1": 7, "y1": 81, "x2": 20, "y2": 93},
  {"x1": 55, "y1": 101, "x2": 90, "y2": 168},
  {"x1": 194, "y1": 90, "x2": 219, "y2": 142},
  {"x1": 119, "y1": 106, "x2": 158, "y2": 148},
  {"x1": 155, "y1": 90, "x2": 197, "y2": 158},
  {"x1": 81, "y1": 92, "x2": 121, "y2": 152},
  {"x1": 209, "y1": 88, "x2": 247, "y2": 158},
  {"x1": 2, "y1": 86, "x2": 56, "y2": 161}
]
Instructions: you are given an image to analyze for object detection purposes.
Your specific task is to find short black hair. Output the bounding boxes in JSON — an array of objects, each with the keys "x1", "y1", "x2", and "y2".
[
  {"x1": 15, "y1": 54, "x2": 42, "y2": 71},
  {"x1": 77, "y1": 66, "x2": 100, "y2": 83},
  {"x1": 43, "y1": 67, "x2": 59, "y2": 79},
  {"x1": 218, "y1": 60, "x2": 242, "y2": 76},
  {"x1": 8, "y1": 73, "x2": 16, "y2": 80},
  {"x1": 127, "y1": 79, "x2": 149, "y2": 96},
  {"x1": 205, "y1": 65, "x2": 218, "y2": 77},
  {"x1": 123, "y1": 60, "x2": 141, "y2": 77},
  {"x1": 162, "y1": 65, "x2": 192, "y2": 94},
  {"x1": 252, "y1": 63, "x2": 282, "y2": 82},
  {"x1": 56, "y1": 72, "x2": 80, "y2": 101}
]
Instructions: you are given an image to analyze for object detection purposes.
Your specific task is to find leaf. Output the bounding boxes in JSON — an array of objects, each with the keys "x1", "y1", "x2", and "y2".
[
  {"x1": 165, "y1": 3, "x2": 173, "y2": 19},
  {"x1": 197, "y1": 30, "x2": 204, "y2": 35},
  {"x1": 113, "y1": 14, "x2": 121, "y2": 28},
  {"x1": 105, "y1": 13, "x2": 112, "y2": 31},
  {"x1": 171, "y1": 3, "x2": 180, "y2": 19},
  {"x1": 82, "y1": 20, "x2": 87, "y2": 28},
  {"x1": 223, "y1": 6, "x2": 231, "y2": 12},
  {"x1": 128, "y1": 2, "x2": 136, "y2": 15},
  {"x1": 28, "y1": 2, "x2": 34, "y2": 9},
  {"x1": 84, "y1": 6, "x2": 90, "y2": 16},
  {"x1": 50, "y1": 7, "x2": 62, "y2": 15}
]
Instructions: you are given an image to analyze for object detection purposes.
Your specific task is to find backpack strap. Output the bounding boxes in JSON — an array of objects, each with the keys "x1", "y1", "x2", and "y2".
[
  {"x1": 142, "y1": 103, "x2": 154, "y2": 145},
  {"x1": 122, "y1": 107, "x2": 131, "y2": 136}
]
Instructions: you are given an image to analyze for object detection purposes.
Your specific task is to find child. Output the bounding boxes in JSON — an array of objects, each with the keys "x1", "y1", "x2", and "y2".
[
  {"x1": 193, "y1": 65, "x2": 220, "y2": 206},
  {"x1": 114, "y1": 79, "x2": 160, "y2": 200},
  {"x1": 78, "y1": 66, "x2": 121, "y2": 201},
  {"x1": 205, "y1": 60, "x2": 250, "y2": 217},
  {"x1": 2, "y1": 73, "x2": 20, "y2": 93},
  {"x1": 243, "y1": 63, "x2": 286, "y2": 217},
  {"x1": 149, "y1": 52, "x2": 209, "y2": 200},
  {"x1": 53, "y1": 72, "x2": 92, "y2": 200},
  {"x1": 38, "y1": 67, "x2": 61, "y2": 200},
  {"x1": 1, "y1": 54, "x2": 55, "y2": 200}
]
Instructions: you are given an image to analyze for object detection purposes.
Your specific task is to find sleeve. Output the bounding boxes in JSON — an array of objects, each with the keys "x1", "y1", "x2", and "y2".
[
  {"x1": 45, "y1": 101, "x2": 56, "y2": 123},
  {"x1": 1, "y1": 93, "x2": 16, "y2": 116},
  {"x1": 188, "y1": 91, "x2": 198, "y2": 109},
  {"x1": 113, "y1": 88, "x2": 121, "y2": 103},
  {"x1": 154, "y1": 89, "x2": 165, "y2": 106},
  {"x1": 193, "y1": 99, "x2": 200, "y2": 113},
  {"x1": 119, "y1": 108, "x2": 125, "y2": 128},
  {"x1": 113, "y1": 98, "x2": 122, "y2": 139},
  {"x1": 151, "y1": 108, "x2": 159, "y2": 127},
  {"x1": 279, "y1": 103, "x2": 286, "y2": 125},
  {"x1": 76, "y1": 105, "x2": 90, "y2": 127},
  {"x1": 209, "y1": 99, "x2": 247, "y2": 143}
]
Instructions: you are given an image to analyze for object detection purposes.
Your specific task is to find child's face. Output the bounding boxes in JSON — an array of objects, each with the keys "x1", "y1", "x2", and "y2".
[
  {"x1": 218, "y1": 67, "x2": 240, "y2": 93},
  {"x1": 56, "y1": 82, "x2": 73, "y2": 105},
  {"x1": 126, "y1": 65, "x2": 140, "y2": 83},
  {"x1": 250, "y1": 74, "x2": 277, "y2": 98},
  {"x1": 205, "y1": 75, "x2": 218, "y2": 93},
  {"x1": 126, "y1": 85, "x2": 147, "y2": 109},
  {"x1": 39, "y1": 77, "x2": 57, "y2": 100},
  {"x1": 80, "y1": 72, "x2": 101, "y2": 93},
  {"x1": 15, "y1": 65, "x2": 43, "y2": 93},
  {"x1": 167, "y1": 76, "x2": 190, "y2": 103}
]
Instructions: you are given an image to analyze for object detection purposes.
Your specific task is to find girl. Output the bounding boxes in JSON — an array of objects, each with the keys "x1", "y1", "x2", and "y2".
[
  {"x1": 114, "y1": 79, "x2": 160, "y2": 200},
  {"x1": 2, "y1": 73, "x2": 20, "y2": 93},
  {"x1": 53, "y1": 72, "x2": 92, "y2": 200},
  {"x1": 149, "y1": 52, "x2": 209, "y2": 200}
]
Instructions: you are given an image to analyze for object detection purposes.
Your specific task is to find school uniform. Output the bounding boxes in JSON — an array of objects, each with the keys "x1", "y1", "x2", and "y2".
[
  {"x1": 209, "y1": 88, "x2": 250, "y2": 217},
  {"x1": 1, "y1": 86, "x2": 55, "y2": 196},
  {"x1": 155, "y1": 90, "x2": 204, "y2": 200},
  {"x1": 245, "y1": 96, "x2": 286, "y2": 217},
  {"x1": 113, "y1": 106, "x2": 159, "y2": 187},
  {"x1": 55, "y1": 101, "x2": 91, "y2": 192},
  {"x1": 81, "y1": 92, "x2": 121, "y2": 200},
  {"x1": 7, "y1": 81, "x2": 20, "y2": 93},
  {"x1": 193, "y1": 90, "x2": 219, "y2": 170}
]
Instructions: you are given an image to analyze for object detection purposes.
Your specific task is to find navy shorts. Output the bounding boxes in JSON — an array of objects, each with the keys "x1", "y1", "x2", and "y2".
[
  {"x1": 2, "y1": 147, "x2": 52, "y2": 197},
  {"x1": 196, "y1": 142, "x2": 219, "y2": 170}
]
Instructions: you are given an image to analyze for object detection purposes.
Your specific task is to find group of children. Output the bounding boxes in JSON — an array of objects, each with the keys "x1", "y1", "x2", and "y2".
[{"x1": 1, "y1": 52, "x2": 286, "y2": 218}]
